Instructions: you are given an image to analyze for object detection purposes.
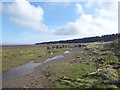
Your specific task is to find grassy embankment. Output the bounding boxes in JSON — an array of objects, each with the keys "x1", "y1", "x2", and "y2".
[
  {"x1": 2, "y1": 45, "x2": 69, "y2": 72},
  {"x1": 44, "y1": 41, "x2": 120, "y2": 88}
]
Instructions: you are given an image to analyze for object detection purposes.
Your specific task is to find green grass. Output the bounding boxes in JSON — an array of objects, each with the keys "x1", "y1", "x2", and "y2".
[
  {"x1": 44, "y1": 41, "x2": 120, "y2": 88},
  {"x1": 46, "y1": 46, "x2": 97, "y2": 88},
  {"x1": 47, "y1": 62, "x2": 96, "y2": 88},
  {"x1": 2, "y1": 40, "x2": 120, "y2": 88},
  {"x1": 2, "y1": 45, "x2": 69, "y2": 72},
  {"x1": 48, "y1": 63, "x2": 96, "y2": 78}
]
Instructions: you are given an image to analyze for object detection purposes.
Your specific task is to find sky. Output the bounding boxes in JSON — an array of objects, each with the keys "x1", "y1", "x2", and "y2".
[{"x1": 1, "y1": 0, "x2": 118, "y2": 45}]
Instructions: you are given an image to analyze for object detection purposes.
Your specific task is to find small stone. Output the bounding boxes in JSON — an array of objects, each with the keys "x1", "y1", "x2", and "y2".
[{"x1": 76, "y1": 56, "x2": 80, "y2": 58}]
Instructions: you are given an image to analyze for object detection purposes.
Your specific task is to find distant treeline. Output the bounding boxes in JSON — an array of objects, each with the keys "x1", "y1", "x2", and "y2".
[{"x1": 35, "y1": 33, "x2": 119, "y2": 45}]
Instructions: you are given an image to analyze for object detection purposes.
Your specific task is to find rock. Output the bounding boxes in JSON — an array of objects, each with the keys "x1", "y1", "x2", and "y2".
[
  {"x1": 38, "y1": 55, "x2": 41, "y2": 57},
  {"x1": 101, "y1": 74, "x2": 109, "y2": 80},
  {"x1": 44, "y1": 71, "x2": 52, "y2": 77},
  {"x1": 102, "y1": 80, "x2": 120, "y2": 87},
  {"x1": 50, "y1": 52, "x2": 53, "y2": 54},
  {"x1": 47, "y1": 46, "x2": 53, "y2": 50},
  {"x1": 108, "y1": 62, "x2": 120, "y2": 69},
  {"x1": 113, "y1": 64, "x2": 120, "y2": 69},
  {"x1": 45, "y1": 73, "x2": 51, "y2": 77},
  {"x1": 76, "y1": 56, "x2": 80, "y2": 58},
  {"x1": 70, "y1": 61, "x2": 73, "y2": 64},
  {"x1": 78, "y1": 44, "x2": 82, "y2": 47},
  {"x1": 109, "y1": 62, "x2": 116, "y2": 65}
]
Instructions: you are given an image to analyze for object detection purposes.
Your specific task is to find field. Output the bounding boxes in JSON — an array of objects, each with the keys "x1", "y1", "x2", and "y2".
[
  {"x1": 2, "y1": 40, "x2": 120, "y2": 88},
  {"x1": 46, "y1": 41, "x2": 120, "y2": 88},
  {"x1": 2, "y1": 45, "x2": 69, "y2": 72}
]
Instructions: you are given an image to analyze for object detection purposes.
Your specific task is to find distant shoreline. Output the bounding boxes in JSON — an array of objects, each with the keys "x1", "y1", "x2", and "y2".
[{"x1": 35, "y1": 33, "x2": 119, "y2": 45}]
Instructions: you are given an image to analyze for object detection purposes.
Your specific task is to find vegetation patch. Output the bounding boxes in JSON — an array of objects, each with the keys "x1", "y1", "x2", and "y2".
[
  {"x1": 46, "y1": 40, "x2": 120, "y2": 88},
  {"x1": 2, "y1": 46, "x2": 68, "y2": 72}
]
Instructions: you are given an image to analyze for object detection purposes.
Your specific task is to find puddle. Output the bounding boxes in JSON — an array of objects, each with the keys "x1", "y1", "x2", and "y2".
[
  {"x1": 64, "y1": 51, "x2": 70, "y2": 54},
  {"x1": 2, "y1": 51, "x2": 70, "y2": 81},
  {"x1": 2, "y1": 61, "x2": 41, "y2": 81},
  {"x1": 43, "y1": 55, "x2": 64, "y2": 64}
]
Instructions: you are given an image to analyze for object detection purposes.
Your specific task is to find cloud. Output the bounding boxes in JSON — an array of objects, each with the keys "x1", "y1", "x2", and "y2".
[
  {"x1": 3, "y1": 1, "x2": 118, "y2": 37},
  {"x1": 3, "y1": 0, "x2": 48, "y2": 33},
  {"x1": 54, "y1": 2, "x2": 118, "y2": 37},
  {"x1": 54, "y1": 22, "x2": 79, "y2": 35},
  {"x1": 75, "y1": 3, "x2": 83, "y2": 14}
]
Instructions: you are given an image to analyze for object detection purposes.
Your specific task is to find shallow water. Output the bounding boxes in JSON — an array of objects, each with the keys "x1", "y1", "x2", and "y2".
[
  {"x1": 43, "y1": 55, "x2": 64, "y2": 64},
  {"x1": 2, "y1": 51, "x2": 70, "y2": 81},
  {"x1": 2, "y1": 61, "x2": 41, "y2": 80},
  {"x1": 64, "y1": 51, "x2": 70, "y2": 54}
]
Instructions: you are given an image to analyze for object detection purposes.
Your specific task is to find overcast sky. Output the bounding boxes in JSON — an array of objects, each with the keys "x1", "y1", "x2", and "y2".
[{"x1": 1, "y1": 0, "x2": 118, "y2": 44}]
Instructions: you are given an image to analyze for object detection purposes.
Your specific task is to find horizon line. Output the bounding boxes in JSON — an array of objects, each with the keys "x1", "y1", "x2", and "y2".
[{"x1": 2, "y1": 33, "x2": 119, "y2": 46}]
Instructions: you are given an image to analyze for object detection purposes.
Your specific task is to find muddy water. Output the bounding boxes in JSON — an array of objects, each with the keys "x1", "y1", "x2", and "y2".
[
  {"x1": 2, "y1": 61, "x2": 41, "y2": 81},
  {"x1": 2, "y1": 51, "x2": 70, "y2": 81}
]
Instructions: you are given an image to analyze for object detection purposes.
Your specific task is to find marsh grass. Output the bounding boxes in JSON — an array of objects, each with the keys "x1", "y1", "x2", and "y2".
[
  {"x1": 2, "y1": 45, "x2": 68, "y2": 72},
  {"x1": 47, "y1": 62, "x2": 96, "y2": 88},
  {"x1": 2, "y1": 40, "x2": 120, "y2": 88},
  {"x1": 45, "y1": 41, "x2": 120, "y2": 88}
]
